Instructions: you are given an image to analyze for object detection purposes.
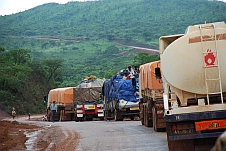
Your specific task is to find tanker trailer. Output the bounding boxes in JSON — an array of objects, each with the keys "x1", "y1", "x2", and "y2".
[
  {"x1": 160, "y1": 21, "x2": 226, "y2": 151},
  {"x1": 139, "y1": 61, "x2": 165, "y2": 132}
]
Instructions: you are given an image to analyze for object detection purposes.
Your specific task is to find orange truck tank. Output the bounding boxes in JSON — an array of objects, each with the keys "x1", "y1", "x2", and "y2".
[{"x1": 139, "y1": 60, "x2": 165, "y2": 131}]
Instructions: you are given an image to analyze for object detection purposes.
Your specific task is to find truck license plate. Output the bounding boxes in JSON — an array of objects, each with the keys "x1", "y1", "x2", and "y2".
[
  {"x1": 195, "y1": 119, "x2": 226, "y2": 131},
  {"x1": 130, "y1": 107, "x2": 139, "y2": 110},
  {"x1": 87, "y1": 105, "x2": 95, "y2": 110},
  {"x1": 172, "y1": 129, "x2": 194, "y2": 135}
]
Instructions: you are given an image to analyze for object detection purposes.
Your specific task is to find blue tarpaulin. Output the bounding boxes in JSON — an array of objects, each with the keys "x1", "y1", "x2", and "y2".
[
  {"x1": 102, "y1": 74, "x2": 139, "y2": 103},
  {"x1": 118, "y1": 80, "x2": 137, "y2": 102}
]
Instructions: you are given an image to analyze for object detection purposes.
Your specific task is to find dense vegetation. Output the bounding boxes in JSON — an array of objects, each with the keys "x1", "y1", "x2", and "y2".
[
  {"x1": 0, "y1": 0, "x2": 225, "y2": 114},
  {"x1": 0, "y1": 47, "x2": 62, "y2": 114}
]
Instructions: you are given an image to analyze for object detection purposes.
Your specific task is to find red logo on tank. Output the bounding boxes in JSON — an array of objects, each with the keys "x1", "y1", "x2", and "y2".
[{"x1": 204, "y1": 49, "x2": 216, "y2": 66}]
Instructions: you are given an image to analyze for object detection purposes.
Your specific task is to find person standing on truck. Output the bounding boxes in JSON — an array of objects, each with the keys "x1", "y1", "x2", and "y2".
[
  {"x1": 127, "y1": 66, "x2": 135, "y2": 75},
  {"x1": 50, "y1": 101, "x2": 57, "y2": 122},
  {"x1": 12, "y1": 107, "x2": 16, "y2": 120}
]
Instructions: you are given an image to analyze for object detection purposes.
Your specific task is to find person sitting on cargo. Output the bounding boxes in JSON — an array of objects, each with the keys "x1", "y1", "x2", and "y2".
[
  {"x1": 122, "y1": 69, "x2": 130, "y2": 80},
  {"x1": 50, "y1": 101, "x2": 57, "y2": 122},
  {"x1": 134, "y1": 66, "x2": 139, "y2": 74},
  {"x1": 126, "y1": 74, "x2": 134, "y2": 80},
  {"x1": 127, "y1": 66, "x2": 135, "y2": 75}
]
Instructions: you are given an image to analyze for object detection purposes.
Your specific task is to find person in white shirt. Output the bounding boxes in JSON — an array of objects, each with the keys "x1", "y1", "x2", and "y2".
[
  {"x1": 50, "y1": 101, "x2": 57, "y2": 122},
  {"x1": 127, "y1": 66, "x2": 135, "y2": 75}
]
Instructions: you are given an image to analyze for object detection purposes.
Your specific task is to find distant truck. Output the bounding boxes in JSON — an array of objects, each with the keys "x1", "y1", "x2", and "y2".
[
  {"x1": 160, "y1": 22, "x2": 226, "y2": 151},
  {"x1": 46, "y1": 87, "x2": 76, "y2": 121},
  {"x1": 45, "y1": 76, "x2": 104, "y2": 122},
  {"x1": 74, "y1": 77, "x2": 104, "y2": 122},
  {"x1": 102, "y1": 73, "x2": 140, "y2": 121},
  {"x1": 139, "y1": 60, "x2": 166, "y2": 131}
]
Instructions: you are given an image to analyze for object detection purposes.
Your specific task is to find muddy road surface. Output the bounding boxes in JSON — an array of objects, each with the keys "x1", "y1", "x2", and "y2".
[{"x1": 2, "y1": 115, "x2": 218, "y2": 151}]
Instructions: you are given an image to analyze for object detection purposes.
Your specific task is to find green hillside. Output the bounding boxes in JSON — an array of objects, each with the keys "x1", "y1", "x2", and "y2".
[
  {"x1": 1, "y1": 0, "x2": 225, "y2": 84},
  {"x1": 0, "y1": 0, "x2": 226, "y2": 113}
]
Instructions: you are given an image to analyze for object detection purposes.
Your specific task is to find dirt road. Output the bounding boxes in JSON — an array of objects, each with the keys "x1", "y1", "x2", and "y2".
[
  {"x1": 1, "y1": 113, "x2": 218, "y2": 151},
  {"x1": 1, "y1": 114, "x2": 79, "y2": 151},
  {"x1": 2, "y1": 114, "x2": 168, "y2": 151},
  {"x1": 53, "y1": 120, "x2": 168, "y2": 151}
]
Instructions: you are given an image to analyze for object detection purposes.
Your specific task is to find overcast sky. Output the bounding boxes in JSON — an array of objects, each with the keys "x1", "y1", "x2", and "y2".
[
  {"x1": 0, "y1": 0, "x2": 87, "y2": 16},
  {"x1": 0, "y1": 0, "x2": 225, "y2": 16}
]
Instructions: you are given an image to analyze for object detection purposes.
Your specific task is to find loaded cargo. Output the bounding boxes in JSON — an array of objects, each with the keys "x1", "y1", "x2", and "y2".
[
  {"x1": 74, "y1": 76, "x2": 104, "y2": 121},
  {"x1": 102, "y1": 67, "x2": 140, "y2": 121},
  {"x1": 45, "y1": 76, "x2": 105, "y2": 122},
  {"x1": 46, "y1": 87, "x2": 76, "y2": 121},
  {"x1": 139, "y1": 61, "x2": 166, "y2": 131}
]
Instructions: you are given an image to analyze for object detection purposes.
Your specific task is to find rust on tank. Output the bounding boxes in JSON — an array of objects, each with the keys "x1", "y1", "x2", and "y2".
[
  {"x1": 189, "y1": 36, "x2": 201, "y2": 43},
  {"x1": 217, "y1": 33, "x2": 226, "y2": 40},
  {"x1": 189, "y1": 33, "x2": 226, "y2": 43}
]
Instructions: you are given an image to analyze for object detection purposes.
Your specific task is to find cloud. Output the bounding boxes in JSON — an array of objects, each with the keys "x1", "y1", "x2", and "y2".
[{"x1": 0, "y1": 0, "x2": 79, "y2": 15}]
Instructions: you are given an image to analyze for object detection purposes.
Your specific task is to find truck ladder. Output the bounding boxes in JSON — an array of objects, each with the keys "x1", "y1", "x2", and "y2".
[{"x1": 199, "y1": 23, "x2": 223, "y2": 105}]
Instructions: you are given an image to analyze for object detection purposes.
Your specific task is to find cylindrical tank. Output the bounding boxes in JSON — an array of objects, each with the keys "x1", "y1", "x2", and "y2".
[{"x1": 161, "y1": 22, "x2": 226, "y2": 95}]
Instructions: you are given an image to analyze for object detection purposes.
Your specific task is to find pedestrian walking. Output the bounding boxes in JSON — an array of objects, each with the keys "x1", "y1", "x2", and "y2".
[
  {"x1": 28, "y1": 112, "x2": 30, "y2": 120},
  {"x1": 12, "y1": 107, "x2": 16, "y2": 120},
  {"x1": 50, "y1": 101, "x2": 57, "y2": 122}
]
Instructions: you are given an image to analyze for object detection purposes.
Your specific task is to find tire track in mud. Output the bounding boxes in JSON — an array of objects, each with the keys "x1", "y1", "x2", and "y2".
[
  {"x1": 25, "y1": 124, "x2": 79, "y2": 151},
  {"x1": 54, "y1": 127, "x2": 79, "y2": 151}
]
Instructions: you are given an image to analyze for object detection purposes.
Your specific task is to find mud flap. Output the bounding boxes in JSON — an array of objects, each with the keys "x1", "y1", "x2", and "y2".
[{"x1": 168, "y1": 139, "x2": 194, "y2": 151}]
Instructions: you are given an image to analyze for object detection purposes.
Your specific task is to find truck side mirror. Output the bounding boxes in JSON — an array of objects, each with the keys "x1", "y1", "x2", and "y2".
[
  {"x1": 44, "y1": 95, "x2": 47, "y2": 103},
  {"x1": 155, "y1": 67, "x2": 161, "y2": 80}
]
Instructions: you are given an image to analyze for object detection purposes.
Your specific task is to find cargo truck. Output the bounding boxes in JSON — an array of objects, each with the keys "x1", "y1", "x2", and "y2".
[
  {"x1": 160, "y1": 21, "x2": 226, "y2": 151},
  {"x1": 45, "y1": 77, "x2": 104, "y2": 122},
  {"x1": 46, "y1": 87, "x2": 76, "y2": 121},
  {"x1": 74, "y1": 77, "x2": 104, "y2": 122},
  {"x1": 102, "y1": 73, "x2": 140, "y2": 121},
  {"x1": 139, "y1": 61, "x2": 166, "y2": 132}
]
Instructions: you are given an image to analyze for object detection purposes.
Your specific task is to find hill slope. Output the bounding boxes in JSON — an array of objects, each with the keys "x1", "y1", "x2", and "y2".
[{"x1": 0, "y1": 0, "x2": 226, "y2": 86}]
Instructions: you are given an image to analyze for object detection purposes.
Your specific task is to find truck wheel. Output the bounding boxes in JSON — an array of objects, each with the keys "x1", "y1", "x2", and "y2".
[
  {"x1": 79, "y1": 117, "x2": 84, "y2": 122},
  {"x1": 48, "y1": 114, "x2": 51, "y2": 122},
  {"x1": 75, "y1": 116, "x2": 79, "y2": 122},
  {"x1": 152, "y1": 107, "x2": 157, "y2": 131},
  {"x1": 114, "y1": 109, "x2": 123, "y2": 121},
  {"x1": 145, "y1": 105, "x2": 153, "y2": 127},
  {"x1": 140, "y1": 104, "x2": 144, "y2": 125},
  {"x1": 47, "y1": 110, "x2": 51, "y2": 122},
  {"x1": 105, "y1": 110, "x2": 112, "y2": 120}
]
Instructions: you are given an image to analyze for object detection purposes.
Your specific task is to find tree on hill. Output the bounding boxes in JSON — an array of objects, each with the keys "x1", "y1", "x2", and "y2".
[{"x1": 0, "y1": 47, "x2": 63, "y2": 114}]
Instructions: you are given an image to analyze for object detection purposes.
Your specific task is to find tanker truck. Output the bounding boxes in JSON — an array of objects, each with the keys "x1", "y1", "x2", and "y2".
[
  {"x1": 102, "y1": 72, "x2": 140, "y2": 121},
  {"x1": 160, "y1": 21, "x2": 226, "y2": 151},
  {"x1": 139, "y1": 61, "x2": 166, "y2": 132}
]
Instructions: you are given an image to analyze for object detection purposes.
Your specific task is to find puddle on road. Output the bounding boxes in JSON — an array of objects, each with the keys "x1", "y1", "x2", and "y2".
[
  {"x1": 24, "y1": 124, "x2": 52, "y2": 151},
  {"x1": 24, "y1": 129, "x2": 43, "y2": 151}
]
